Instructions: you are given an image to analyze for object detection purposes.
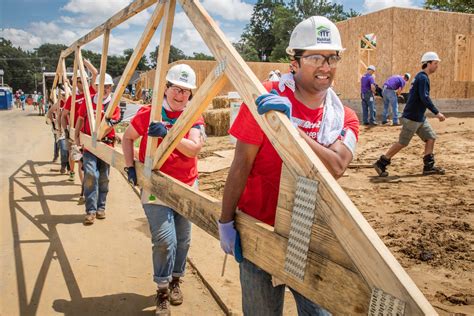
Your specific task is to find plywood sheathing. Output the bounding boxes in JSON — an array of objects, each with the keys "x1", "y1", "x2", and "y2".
[{"x1": 336, "y1": 7, "x2": 474, "y2": 100}]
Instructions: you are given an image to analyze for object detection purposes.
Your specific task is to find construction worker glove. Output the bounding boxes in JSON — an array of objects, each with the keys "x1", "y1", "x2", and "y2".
[
  {"x1": 125, "y1": 166, "x2": 138, "y2": 186},
  {"x1": 256, "y1": 89, "x2": 291, "y2": 119},
  {"x1": 218, "y1": 220, "x2": 243, "y2": 263},
  {"x1": 148, "y1": 121, "x2": 168, "y2": 138},
  {"x1": 106, "y1": 117, "x2": 121, "y2": 127}
]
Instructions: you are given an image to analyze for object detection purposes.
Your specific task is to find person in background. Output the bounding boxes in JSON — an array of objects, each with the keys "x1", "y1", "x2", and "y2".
[
  {"x1": 374, "y1": 52, "x2": 446, "y2": 177},
  {"x1": 382, "y1": 73, "x2": 410, "y2": 125},
  {"x1": 360, "y1": 65, "x2": 377, "y2": 125}
]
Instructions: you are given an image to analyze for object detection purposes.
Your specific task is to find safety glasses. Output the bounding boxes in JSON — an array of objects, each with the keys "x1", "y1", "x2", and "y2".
[
  {"x1": 298, "y1": 54, "x2": 341, "y2": 68},
  {"x1": 169, "y1": 86, "x2": 192, "y2": 97}
]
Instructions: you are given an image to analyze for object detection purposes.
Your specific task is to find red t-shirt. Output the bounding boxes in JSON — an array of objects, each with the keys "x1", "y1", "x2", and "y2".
[
  {"x1": 77, "y1": 94, "x2": 120, "y2": 147},
  {"x1": 229, "y1": 81, "x2": 359, "y2": 226},
  {"x1": 130, "y1": 105, "x2": 204, "y2": 186},
  {"x1": 64, "y1": 86, "x2": 96, "y2": 127}
]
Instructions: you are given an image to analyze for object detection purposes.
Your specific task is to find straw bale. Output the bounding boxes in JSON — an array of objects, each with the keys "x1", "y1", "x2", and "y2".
[
  {"x1": 203, "y1": 108, "x2": 230, "y2": 136},
  {"x1": 212, "y1": 96, "x2": 229, "y2": 109}
]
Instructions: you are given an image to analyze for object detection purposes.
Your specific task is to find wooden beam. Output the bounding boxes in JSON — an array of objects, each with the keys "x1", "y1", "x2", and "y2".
[
  {"x1": 152, "y1": 64, "x2": 228, "y2": 169},
  {"x1": 69, "y1": 50, "x2": 79, "y2": 134},
  {"x1": 61, "y1": 0, "x2": 158, "y2": 57},
  {"x1": 94, "y1": 28, "x2": 111, "y2": 144},
  {"x1": 144, "y1": 0, "x2": 176, "y2": 176},
  {"x1": 97, "y1": 1, "x2": 166, "y2": 140},
  {"x1": 178, "y1": 0, "x2": 435, "y2": 314},
  {"x1": 79, "y1": 132, "x2": 370, "y2": 315},
  {"x1": 76, "y1": 49, "x2": 96, "y2": 133},
  {"x1": 61, "y1": 58, "x2": 71, "y2": 98},
  {"x1": 361, "y1": 36, "x2": 376, "y2": 50}
]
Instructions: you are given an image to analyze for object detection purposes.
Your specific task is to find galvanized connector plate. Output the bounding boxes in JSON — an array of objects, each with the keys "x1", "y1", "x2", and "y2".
[
  {"x1": 284, "y1": 176, "x2": 319, "y2": 281},
  {"x1": 368, "y1": 288, "x2": 406, "y2": 316}
]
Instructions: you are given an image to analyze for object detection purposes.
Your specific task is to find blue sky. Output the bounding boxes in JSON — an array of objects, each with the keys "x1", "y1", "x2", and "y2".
[{"x1": 0, "y1": 0, "x2": 424, "y2": 57}]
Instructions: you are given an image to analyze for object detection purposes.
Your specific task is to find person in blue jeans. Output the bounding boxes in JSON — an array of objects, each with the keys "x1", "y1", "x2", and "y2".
[
  {"x1": 382, "y1": 73, "x2": 410, "y2": 125},
  {"x1": 361, "y1": 65, "x2": 377, "y2": 125},
  {"x1": 219, "y1": 16, "x2": 361, "y2": 316},
  {"x1": 122, "y1": 64, "x2": 205, "y2": 315}
]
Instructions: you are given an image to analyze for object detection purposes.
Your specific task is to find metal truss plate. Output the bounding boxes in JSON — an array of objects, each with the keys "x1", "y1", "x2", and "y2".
[
  {"x1": 284, "y1": 176, "x2": 319, "y2": 281},
  {"x1": 368, "y1": 288, "x2": 406, "y2": 316}
]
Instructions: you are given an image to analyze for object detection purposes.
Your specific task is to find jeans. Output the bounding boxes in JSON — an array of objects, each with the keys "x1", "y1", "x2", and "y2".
[
  {"x1": 143, "y1": 203, "x2": 191, "y2": 286},
  {"x1": 83, "y1": 151, "x2": 110, "y2": 214},
  {"x1": 361, "y1": 91, "x2": 376, "y2": 124},
  {"x1": 53, "y1": 134, "x2": 59, "y2": 160},
  {"x1": 240, "y1": 259, "x2": 331, "y2": 316},
  {"x1": 58, "y1": 138, "x2": 69, "y2": 169},
  {"x1": 382, "y1": 88, "x2": 399, "y2": 124}
]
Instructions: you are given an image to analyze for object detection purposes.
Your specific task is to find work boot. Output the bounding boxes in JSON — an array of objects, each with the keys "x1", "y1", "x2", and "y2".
[
  {"x1": 83, "y1": 212, "x2": 96, "y2": 225},
  {"x1": 373, "y1": 155, "x2": 391, "y2": 177},
  {"x1": 423, "y1": 154, "x2": 445, "y2": 175},
  {"x1": 155, "y1": 289, "x2": 171, "y2": 315},
  {"x1": 169, "y1": 277, "x2": 183, "y2": 306},
  {"x1": 96, "y1": 210, "x2": 106, "y2": 219}
]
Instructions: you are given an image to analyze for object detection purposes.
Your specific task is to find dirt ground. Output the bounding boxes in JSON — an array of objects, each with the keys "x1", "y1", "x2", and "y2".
[
  {"x1": 1, "y1": 106, "x2": 472, "y2": 316},
  {"x1": 198, "y1": 117, "x2": 474, "y2": 316}
]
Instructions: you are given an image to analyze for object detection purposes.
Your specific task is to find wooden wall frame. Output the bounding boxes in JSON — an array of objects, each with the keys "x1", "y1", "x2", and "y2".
[{"x1": 49, "y1": 1, "x2": 437, "y2": 315}]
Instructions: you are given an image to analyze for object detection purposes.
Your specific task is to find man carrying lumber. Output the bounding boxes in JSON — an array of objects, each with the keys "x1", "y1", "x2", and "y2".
[
  {"x1": 122, "y1": 64, "x2": 206, "y2": 315},
  {"x1": 46, "y1": 90, "x2": 66, "y2": 163},
  {"x1": 381, "y1": 73, "x2": 410, "y2": 125},
  {"x1": 74, "y1": 73, "x2": 120, "y2": 225},
  {"x1": 373, "y1": 52, "x2": 446, "y2": 177},
  {"x1": 219, "y1": 16, "x2": 359, "y2": 315}
]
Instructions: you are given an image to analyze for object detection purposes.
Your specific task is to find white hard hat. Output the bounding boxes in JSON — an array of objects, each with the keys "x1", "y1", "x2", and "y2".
[
  {"x1": 286, "y1": 16, "x2": 344, "y2": 56},
  {"x1": 367, "y1": 65, "x2": 376, "y2": 71},
  {"x1": 421, "y1": 52, "x2": 440, "y2": 63},
  {"x1": 76, "y1": 70, "x2": 90, "y2": 79},
  {"x1": 166, "y1": 64, "x2": 196, "y2": 89},
  {"x1": 95, "y1": 73, "x2": 114, "y2": 86},
  {"x1": 404, "y1": 73, "x2": 411, "y2": 80}
]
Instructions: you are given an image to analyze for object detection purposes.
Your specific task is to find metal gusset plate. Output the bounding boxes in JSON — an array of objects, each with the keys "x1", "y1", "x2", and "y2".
[{"x1": 368, "y1": 288, "x2": 406, "y2": 316}]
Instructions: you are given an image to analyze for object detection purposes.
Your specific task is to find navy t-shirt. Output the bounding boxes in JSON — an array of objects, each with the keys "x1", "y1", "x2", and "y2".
[{"x1": 402, "y1": 71, "x2": 439, "y2": 122}]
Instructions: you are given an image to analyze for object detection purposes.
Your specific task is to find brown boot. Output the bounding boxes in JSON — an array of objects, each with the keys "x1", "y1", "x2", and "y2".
[
  {"x1": 96, "y1": 210, "x2": 106, "y2": 219},
  {"x1": 83, "y1": 213, "x2": 95, "y2": 225},
  {"x1": 169, "y1": 277, "x2": 183, "y2": 306},
  {"x1": 155, "y1": 289, "x2": 170, "y2": 315}
]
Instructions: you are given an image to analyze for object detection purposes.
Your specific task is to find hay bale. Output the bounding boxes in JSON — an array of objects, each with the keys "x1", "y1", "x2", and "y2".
[
  {"x1": 212, "y1": 96, "x2": 229, "y2": 109},
  {"x1": 203, "y1": 108, "x2": 230, "y2": 136}
]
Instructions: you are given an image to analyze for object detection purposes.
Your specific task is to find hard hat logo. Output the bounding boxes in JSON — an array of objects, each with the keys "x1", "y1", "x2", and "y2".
[
  {"x1": 179, "y1": 71, "x2": 189, "y2": 82},
  {"x1": 316, "y1": 25, "x2": 331, "y2": 44}
]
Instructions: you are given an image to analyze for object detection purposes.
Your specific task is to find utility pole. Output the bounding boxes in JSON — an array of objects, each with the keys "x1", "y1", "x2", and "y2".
[{"x1": 0, "y1": 69, "x2": 4, "y2": 87}]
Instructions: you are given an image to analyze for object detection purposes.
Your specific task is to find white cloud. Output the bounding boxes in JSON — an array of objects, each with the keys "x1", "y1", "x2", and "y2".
[
  {"x1": 62, "y1": 0, "x2": 132, "y2": 16},
  {"x1": 201, "y1": 0, "x2": 253, "y2": 21},
  {"x1": 363, "y1": 0, "x2": 416, "y2": 12},
  {"x1": 0, "y1": 29, "x2": 42, "y2": 51}
]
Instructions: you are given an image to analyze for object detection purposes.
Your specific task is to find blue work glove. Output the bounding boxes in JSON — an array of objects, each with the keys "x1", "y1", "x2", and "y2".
[
  {"x1": 218, "y1": 220, "x2": 243, "y2": 263},
  {"x1": 106, "y1": 117, "x2": 121, "y2": 127},
  {"x1": 256, "y1": 89, "x2": 292, "y2": 119},
  {"x1": 125, "y1": 166, "x2": 137, "y2": 186},
  {"x1": 148, "y1": 121, "x2": 168, "y2": 138}
]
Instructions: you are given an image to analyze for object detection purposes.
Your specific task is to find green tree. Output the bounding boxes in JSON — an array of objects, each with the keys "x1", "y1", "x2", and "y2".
[
  {"x1": 270, "y1": 5, "x2": 299, "y2": 61},
  {"x1": 123, "y1": 48, "x2": 149, "y2": 70},
  {"x1": 0, "y1": 38, "x2": 36, "y2": 91},
  {"x1": 190, "y1": 52, "x2": 215, "y2": 60},
  {"x1": 149, "y1": 45, "x2": 187, "y2": 67},
  {"x1": 424, "y1": 0, "x2": 473, "y2": 13},
  {"x1": 233, "y1": 41, "x2": 260, "y2": 61}
]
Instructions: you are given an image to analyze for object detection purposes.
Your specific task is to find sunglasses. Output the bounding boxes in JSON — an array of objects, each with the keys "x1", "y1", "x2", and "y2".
[{"x1": 297, "y1": 54, "x2": 341, "y2": 68}]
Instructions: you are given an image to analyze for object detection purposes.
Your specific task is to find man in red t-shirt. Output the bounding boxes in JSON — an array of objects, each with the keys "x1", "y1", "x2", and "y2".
[
  {"x1": 74, "y1": 73, "x2": 119, "y2": 225},
  {"x1": 218, "y1": 16, "x2": 359, "y2": 315},
  {"x1": 122, "y1": 64, "x2": 205, "y2": 314}
]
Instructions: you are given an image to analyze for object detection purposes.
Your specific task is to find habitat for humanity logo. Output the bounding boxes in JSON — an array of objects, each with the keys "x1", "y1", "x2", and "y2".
[
  {"x1": 179, "y1": 71, "x2": 189, "y2": 82},
  {"x1": 316, "y1": 25, "x2": 331, "y2": 44}
]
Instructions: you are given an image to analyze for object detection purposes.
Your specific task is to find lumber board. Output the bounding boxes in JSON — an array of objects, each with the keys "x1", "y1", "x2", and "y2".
[
  {"x1": 79, "y1": 132, "x2": 371, "y2": 315},
  {"x1": 178, "y1": 1, "x2": 435, "y2": 314},
  {"x1": 76, "y1": 49, "x2": 96, "y2": 132},
  {"x1": 69, "y1": 50, "x2": 79, "y2": 131},
  {"x1": 144, "y1": 0, "x2": 176, "y2": 175},
  {"x1": 61, "y1": 0, "x2": 157, "y2": 57},
  {"x1": 97, "y1": 1, "x2": 165, "y2": 140},
  {"x1": 275, "y1": 166, "x2": 357, "y2": 272},
  {"x1": 61, "y1": 58, "x2": 71, "y2": 98},
  {"x1": 94, "y1": 29, "x2": 110, "y2": 142},
  {"x1": 152, "y1": 64, "x2": 228, "y2": 169}
]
